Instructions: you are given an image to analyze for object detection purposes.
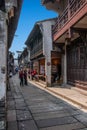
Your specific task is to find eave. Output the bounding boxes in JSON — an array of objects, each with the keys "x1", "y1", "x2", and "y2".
[
  {"x1": 7, "y1": 0, "x2": 23, "y2": 48},
  {"x1": 25, "y1": 24, "x2": 42, "y2": 47},
  {"x1": 42, "y1": 0, "x2": 55, "y2": 5},
  {"x1": 41, "y1": 0, "x2": 68, "y2": 14}
]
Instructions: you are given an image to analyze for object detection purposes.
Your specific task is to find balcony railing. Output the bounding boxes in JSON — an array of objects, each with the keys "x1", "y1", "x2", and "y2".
[
  {"x1": 30, "y1": 41, "x2": 43, "y2": 58},
  {"x1": 53, "y1": 0, "x2": 87, "y2": 36},
  {"x1": 53, "y1": 7, "x2": 68, "y2": 35},
  {"x1": 70, "y1": 0, "x2": 86, "y2": 16}
]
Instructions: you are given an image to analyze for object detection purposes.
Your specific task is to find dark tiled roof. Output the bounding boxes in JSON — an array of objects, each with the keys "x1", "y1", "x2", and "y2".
[
  {"x1": 42, "y1": 0, "x2": 55, "y2": 4},
  {"x1": 0, "y1": 0, "x2": 5, "y2": 12}
]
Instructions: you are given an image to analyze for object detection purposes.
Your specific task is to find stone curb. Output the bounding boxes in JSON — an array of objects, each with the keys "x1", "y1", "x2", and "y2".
[{"x1": 46, "y1": 87, "x2": 87, "y2": 110}]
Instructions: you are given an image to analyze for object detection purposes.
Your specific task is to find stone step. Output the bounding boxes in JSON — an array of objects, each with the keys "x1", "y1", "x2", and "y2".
[
  {"x1": 46, "y1": 87, "x2": 87, "y2": 110},
  {"x1": 28, "y1": 80, "x2": 87, "y2": 111},
  {"x1": 72, "y1": 87, "x2": 87, "y2": 96}
]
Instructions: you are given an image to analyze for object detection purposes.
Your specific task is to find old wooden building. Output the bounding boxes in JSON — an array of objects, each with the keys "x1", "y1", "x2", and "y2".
[
  {"x1": 42, "y1": 0, "x2": 87, "y2": 90},
  {"x1": 0, "y1": 0, "x2": 23, "y2": 128},
  {"x1": 25, "y1": 18, "x2": 60, "y2": 86}
]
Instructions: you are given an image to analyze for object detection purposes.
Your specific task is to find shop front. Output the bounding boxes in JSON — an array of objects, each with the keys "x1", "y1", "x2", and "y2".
[
  {"x1": 51, "y1": 51, "x2": 62, "y2": 84},
  {"x1": 39, "y1": 59, "x2": 45, "y2": 81},
  {"x1": 33, "y1": 61, "x2": 39, "y2": 73}
]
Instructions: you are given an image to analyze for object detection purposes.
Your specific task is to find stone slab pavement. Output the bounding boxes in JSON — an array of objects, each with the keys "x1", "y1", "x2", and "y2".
[
  {"x1": 6, "y1": 74, "x2": 87, "y2": 130},
  {"x1": 29, "y1": 80, "x2": 87, "y2": 112}
]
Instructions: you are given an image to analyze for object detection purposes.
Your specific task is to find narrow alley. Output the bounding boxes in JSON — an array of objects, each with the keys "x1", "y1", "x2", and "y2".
[
  {"x1": 0, "y1": 0, "x2": 87, "y2": 130},
  {"x1": 7, "y1": 74, "x2": 87, "y2": 130}
]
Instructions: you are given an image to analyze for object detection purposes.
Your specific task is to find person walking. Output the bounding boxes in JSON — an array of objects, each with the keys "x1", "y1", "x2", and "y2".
[
  {"x1": 24, "y1": 69, "x2": 27, "y2": 85},
  {"x1": 19, "y1": 69, "x2": 24, "y2": 86}
]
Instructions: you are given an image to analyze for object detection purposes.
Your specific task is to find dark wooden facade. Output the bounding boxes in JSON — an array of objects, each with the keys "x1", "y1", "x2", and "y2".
[
  {"x1": 67, "y1": 37, "x2": 87, "y2": 88},
  {"x1": 30, "y1": 33, "x2": 43, "y2": 60}
]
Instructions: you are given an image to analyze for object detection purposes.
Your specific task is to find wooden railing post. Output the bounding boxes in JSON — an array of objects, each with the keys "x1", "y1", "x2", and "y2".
[
  {"x1": 68, "y1": 0, "x2": 70, "y2": 20},
  {"x1": 53, "y1": 0, "x2": 86, "y2": 37}
]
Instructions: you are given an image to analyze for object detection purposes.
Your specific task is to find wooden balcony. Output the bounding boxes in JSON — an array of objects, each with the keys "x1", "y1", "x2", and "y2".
[
  {"x1": 53, "y1": 0, "x2": 87, "y2": 42},
  {"x1": 30, "y1": 42, "x2": 43, "y2": 59}
]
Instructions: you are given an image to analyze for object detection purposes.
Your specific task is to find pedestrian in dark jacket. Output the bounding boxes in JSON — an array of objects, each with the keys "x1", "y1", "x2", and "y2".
[
  {"x1": 19, "y1": 69, "x2": 24, "y2": 86},
  {"x1": 24, "y1": 70, "x2": 27, "y2": 85}
]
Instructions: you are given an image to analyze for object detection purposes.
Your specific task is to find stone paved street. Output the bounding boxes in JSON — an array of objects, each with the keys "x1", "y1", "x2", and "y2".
[{"x1": 7, "y1": 74, "x2": 87, "y2": 130}]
